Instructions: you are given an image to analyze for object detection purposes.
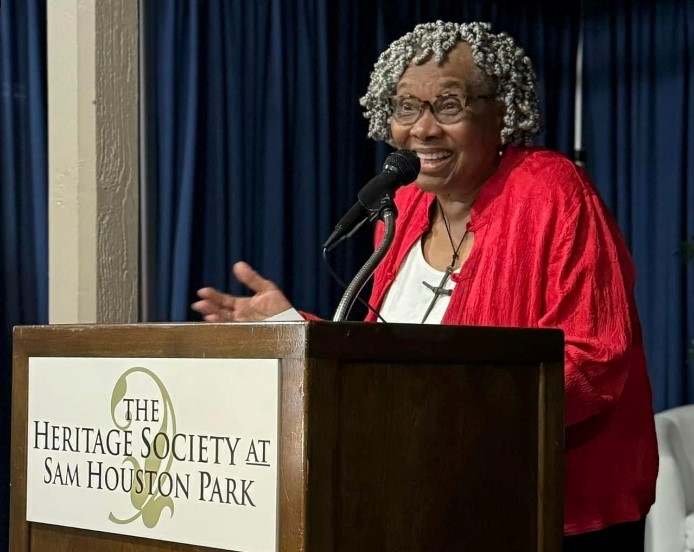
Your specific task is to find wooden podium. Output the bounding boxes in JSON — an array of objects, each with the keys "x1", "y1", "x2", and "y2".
[{"x1": 11, "y1": 321, "x2": 564, "y2": 551}]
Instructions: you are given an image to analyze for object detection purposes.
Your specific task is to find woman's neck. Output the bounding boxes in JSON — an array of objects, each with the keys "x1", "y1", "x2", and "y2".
[{"x1": 434, "y1": 186, "x2": 481, "y2": 226}]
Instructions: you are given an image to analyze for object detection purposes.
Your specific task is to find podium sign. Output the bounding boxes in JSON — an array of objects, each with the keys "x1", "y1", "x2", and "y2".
[{"x1": 26, "y1": 357, "x2": 280, "y2": 552}]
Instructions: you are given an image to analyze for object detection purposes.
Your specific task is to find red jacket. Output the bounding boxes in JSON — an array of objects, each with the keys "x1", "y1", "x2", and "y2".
[{"x1": 366, "y1": 147, "x2": 658, "y2": 535}]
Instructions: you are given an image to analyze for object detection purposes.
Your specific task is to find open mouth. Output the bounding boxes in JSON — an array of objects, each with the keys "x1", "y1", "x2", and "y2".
[{"x1": 416, "y1": 150, "x2": 453, "y2": 172}]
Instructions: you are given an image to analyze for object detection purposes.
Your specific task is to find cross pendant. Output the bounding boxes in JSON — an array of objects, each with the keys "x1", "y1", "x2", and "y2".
[{"x1": 421, "y1": 266, "x2": 454, "y2": 323}]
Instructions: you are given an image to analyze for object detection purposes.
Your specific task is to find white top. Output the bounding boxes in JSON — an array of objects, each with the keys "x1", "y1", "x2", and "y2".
[{"x1": 379, "y1": 238, "x2": 458, "y2": 324}]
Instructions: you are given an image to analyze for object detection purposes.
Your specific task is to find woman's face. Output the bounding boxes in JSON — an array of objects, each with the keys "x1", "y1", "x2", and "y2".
[{"x1": 390, "y1": 42, "x2": 505, "y2": 198}]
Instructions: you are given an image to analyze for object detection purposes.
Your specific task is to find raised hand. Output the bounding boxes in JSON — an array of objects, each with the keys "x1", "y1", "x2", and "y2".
[{"x1": 191, "y1": 262, "x2": 292, "y2": 322}]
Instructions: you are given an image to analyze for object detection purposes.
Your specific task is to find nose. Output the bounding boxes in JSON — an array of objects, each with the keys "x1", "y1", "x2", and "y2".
[{"x1": 409, "y1": 106, "x2": 443, "y2": 141}]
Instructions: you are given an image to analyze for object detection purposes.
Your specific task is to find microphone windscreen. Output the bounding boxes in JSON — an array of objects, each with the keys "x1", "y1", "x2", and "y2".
[{"x1": 383, "y1": 149, "x2": 420, "y2": 182}]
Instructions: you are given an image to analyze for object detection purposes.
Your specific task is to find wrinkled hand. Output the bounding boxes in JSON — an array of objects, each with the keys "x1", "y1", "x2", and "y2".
[{"x1": 191, "y1": 262, "x2": 292, "y2": 322}]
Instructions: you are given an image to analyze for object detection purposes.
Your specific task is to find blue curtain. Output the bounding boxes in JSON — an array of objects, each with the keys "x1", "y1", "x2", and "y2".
[
  {"x1": 144, "y1": 0, "x2": 580, "y2": 321},
  {"x1": 0, "y1": 0, "x2": 48, "y2": 546},
  {"x1": 582, "y1": 0, "x2": 694, "y2": 411},
  {"x1": 146, "y1": 0, "x2": 336, "y2": 320}
]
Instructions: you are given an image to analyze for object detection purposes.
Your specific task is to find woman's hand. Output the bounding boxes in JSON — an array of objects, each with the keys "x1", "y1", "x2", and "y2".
[{"x1": 191, "y1": 262, "x2": 292, "y2": 322}]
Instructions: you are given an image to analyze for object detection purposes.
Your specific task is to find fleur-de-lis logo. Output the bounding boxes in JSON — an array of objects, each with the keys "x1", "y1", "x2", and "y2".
[{"x1": 108, "y1": 367, "x2": 176, "y2": 528}]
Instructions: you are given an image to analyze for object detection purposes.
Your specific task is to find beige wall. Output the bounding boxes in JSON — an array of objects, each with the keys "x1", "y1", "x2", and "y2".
[{"x1": 47, "y1": 0, "x2": 139, "y2": 323}]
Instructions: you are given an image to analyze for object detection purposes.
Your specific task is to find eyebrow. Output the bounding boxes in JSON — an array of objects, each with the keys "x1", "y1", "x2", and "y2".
[{"x1": 437, "y1": 79, "x2": 466, "y2": 90}]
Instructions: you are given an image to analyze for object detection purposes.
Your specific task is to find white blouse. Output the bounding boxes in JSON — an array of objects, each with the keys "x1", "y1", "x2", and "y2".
[{"x1": 378, "y1": 238, "x2": 458, "y2": 324}]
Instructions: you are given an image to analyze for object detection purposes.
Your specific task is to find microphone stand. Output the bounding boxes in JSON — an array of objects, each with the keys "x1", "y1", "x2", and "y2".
[{"x1": 332, "y1": 199, "x2": 397, "y2": 322}]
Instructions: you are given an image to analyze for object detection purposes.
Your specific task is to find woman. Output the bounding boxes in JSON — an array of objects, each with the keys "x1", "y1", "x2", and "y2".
[{"x1": 193, "y1": 21, "x2": 658, "y2": 549}]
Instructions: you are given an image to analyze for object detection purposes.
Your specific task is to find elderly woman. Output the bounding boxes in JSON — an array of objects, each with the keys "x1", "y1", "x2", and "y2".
[{"x1": 193, "y1": 21, "x2": 658, "y2": 549}]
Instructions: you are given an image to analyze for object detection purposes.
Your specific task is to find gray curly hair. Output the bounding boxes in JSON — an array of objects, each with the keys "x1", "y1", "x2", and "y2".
[{"x1": 359, "y1": 21, "x2": 540, "y2": 147}]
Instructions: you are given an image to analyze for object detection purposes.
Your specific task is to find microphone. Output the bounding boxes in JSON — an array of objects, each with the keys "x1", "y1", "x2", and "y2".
[{"x1": 323, "y1": 149, "x2": 420, "y2": 252}]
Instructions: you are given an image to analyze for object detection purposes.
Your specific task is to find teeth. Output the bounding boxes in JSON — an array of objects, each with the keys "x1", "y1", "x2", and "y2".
[{"x1": 417, "y1": 151, "x2": 452, "y2": 160}]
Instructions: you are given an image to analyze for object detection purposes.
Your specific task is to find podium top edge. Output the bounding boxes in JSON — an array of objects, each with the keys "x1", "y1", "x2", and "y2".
[
  {"x1": 13, "y1": 321, "x2": 564, "y2": 365},
  {"x1": 12, "y1": 320, "x2": 563, "y2": 340}
]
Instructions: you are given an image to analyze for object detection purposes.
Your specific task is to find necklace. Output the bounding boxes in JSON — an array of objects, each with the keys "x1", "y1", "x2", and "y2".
[{"x1": 421, "y1": 199, "x2": 468, "y2": 323}]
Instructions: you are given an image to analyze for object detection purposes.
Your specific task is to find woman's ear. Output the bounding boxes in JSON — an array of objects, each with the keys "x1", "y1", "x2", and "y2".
[
  {"x1": 495, "y1": 100, "x2": 506, "y2": 129},
  {"x1": 494, "y1": 101, "x2": 507, "y2": 146}
]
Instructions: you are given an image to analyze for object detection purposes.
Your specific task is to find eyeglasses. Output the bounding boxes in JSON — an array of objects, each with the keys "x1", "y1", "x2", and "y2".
[{"x1": 389, "y1": 93, "x2": 496, "y2": 125}]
